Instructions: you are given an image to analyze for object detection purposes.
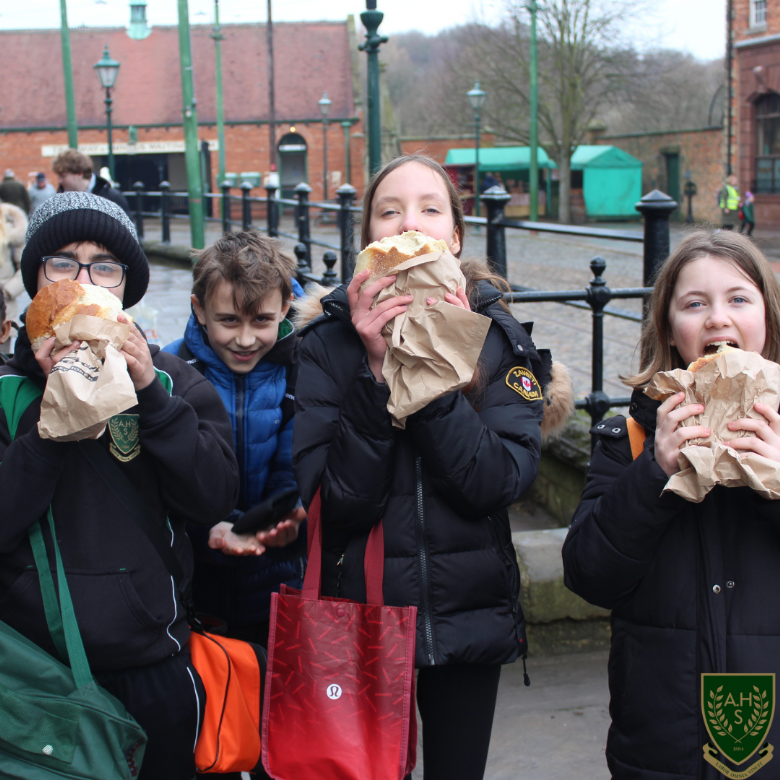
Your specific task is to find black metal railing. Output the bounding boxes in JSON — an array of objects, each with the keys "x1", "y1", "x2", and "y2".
[{"x1": 124, "y1": 180, "x2": 677, "y2": 428}]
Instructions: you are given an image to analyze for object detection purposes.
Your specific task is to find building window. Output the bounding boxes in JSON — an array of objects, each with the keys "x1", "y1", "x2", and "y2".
[
  {"x1": 751, "y1": 0, "x2": 767, "y2": 26},
  {"x1": 755, "y1": 93, "x2": 780, "y2": 193}
]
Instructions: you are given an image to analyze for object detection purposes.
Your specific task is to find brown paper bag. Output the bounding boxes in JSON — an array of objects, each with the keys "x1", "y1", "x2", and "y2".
[
  {"x1": 372, "y1": 250, "x2": 491, "y2": 428},
  {"x1": 645, "y1": 350, "x2": 780, "y2": 502},
  {"x1": 38, "y1": 314, "x2": 138, "y2": 442}
]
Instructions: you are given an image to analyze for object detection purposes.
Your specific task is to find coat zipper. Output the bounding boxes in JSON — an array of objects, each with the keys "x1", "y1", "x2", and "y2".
[
  {"x1": 416, "y1": 454, "x2": 436, "y2": 665},
  {"x1": 335, "y1": 554, "x2": 345, "y2": 598},
  {"x1": 235, "y1": 374, "x2": 247, "y2": 509}
]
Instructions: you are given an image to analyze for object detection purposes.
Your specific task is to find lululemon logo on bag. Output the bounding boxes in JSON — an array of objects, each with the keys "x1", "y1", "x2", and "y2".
[{"x1": 327, "y1": 684, "x2": 342, "y2": 700}]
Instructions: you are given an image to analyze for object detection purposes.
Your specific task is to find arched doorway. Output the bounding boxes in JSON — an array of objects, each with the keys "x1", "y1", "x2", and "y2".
[{"x1": 278, "y1": 133, "x2": 308, "y2": 200}]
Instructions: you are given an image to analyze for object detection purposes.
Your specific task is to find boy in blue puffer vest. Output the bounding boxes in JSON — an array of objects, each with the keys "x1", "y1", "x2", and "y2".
[{"x1": 164, "y1": 231, "x2": 306, "y2": 656}]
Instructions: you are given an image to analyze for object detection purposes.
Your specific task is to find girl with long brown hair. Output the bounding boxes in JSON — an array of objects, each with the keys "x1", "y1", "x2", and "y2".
[
  {"x1": 293, "y1": 154, "x2": 569, "y2": 779},
  {"x1": 563, "y1": 230, "x2": 780, "y2": 779}
]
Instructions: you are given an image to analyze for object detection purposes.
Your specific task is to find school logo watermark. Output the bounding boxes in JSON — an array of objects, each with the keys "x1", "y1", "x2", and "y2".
[
  {"x1": 326, "y1": 684, "x2": 342, "y2": 700},
  {"x1": 109, "y1": 414, "x2": 141, "y2": 462},
  {"x1": 701, "y1": 674, "x2": 775, "y2": 778}
]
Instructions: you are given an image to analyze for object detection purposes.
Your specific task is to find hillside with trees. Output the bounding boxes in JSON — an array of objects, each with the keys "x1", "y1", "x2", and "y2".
[{"x1": 381, "y1": 5, "x2": 723, "y2": 220}]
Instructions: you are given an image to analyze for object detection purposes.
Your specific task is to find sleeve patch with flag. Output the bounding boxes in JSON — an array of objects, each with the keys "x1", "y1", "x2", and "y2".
[{"x1": 505, "y1": 366, "x2": 542, "y2": 401}]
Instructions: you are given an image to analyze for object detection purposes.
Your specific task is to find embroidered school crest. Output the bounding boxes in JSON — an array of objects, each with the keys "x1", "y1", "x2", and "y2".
[
  {"x1": 108, "y1": 414, "x2": 141, "y2": 462},
  {"x1": 505, "y1": 367, "x2": 542, "y2": 401},
  {"x1": 701, "y1": 673, "x2": 775, "y2": 778}
]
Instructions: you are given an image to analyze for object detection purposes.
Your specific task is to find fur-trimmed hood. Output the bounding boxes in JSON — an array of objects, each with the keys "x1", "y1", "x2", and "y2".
[
  {"x1": 0, "y1": 203, "x2": 28, "y2": 248},
  {"x1": 292, "y1": 281, "x2": 574, "y2": 441}
]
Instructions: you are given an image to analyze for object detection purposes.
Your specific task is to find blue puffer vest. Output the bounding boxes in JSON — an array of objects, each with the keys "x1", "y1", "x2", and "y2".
[{"x1": 164, "y1": 312, "x2": 305, "y2": 625}]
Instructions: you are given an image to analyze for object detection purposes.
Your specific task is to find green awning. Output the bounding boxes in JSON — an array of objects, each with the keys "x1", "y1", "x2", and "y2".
[
  {"x1": 570, "y1": 145, "x2": 642, "y2": 169},
  {"x1": 444, "y1": 146, "x2": 556, "y2": 170},
  {"x1": 444, "y1": 144, "x2": 642, "y2": 171}
]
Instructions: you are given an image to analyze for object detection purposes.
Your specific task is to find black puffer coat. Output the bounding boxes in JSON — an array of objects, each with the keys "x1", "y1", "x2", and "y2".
[
  {"x1": 563, "y1": 388, "x2": 780, "y2": 779},
  {"x1": 293, "y1": 282, "x2": 552, "y2": 667}
]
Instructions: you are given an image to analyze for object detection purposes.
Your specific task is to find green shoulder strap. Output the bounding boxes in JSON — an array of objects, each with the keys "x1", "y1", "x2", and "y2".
[
  {"x1": 0, "y1": 375, "x2": 94, "y2": 687},
  {"x1": 28, "y1": 510, "x2": 94, "y2": 689},
  {"x1": 0, "y1": 375, "x2": 42, "y2": 440},
  {"x1": 154, "y1": 367, "x2": 173, "y2": 395}
]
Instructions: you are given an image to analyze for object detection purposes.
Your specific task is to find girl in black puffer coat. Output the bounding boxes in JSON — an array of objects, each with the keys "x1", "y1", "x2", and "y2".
[
  {"x1": 292, "y1": 155, "x2": 572, "y2": 780},
  {"x1": 563, "y1": 230, "x2": 780, "y2": 780}
]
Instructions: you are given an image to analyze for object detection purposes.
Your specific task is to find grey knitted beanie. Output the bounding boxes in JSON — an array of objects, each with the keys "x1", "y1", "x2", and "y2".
[{"x1": 21, "y1": 192, "x2": 149, "y2": 308}]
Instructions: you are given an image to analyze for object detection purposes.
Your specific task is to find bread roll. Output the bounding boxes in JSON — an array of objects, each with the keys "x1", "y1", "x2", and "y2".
[
  {"x1": 27, "y1": 279, "x2": 130, "y2": 351},
  {"x1": 687, "y1": 342, "x2": 738, "y2": 372},
  {"x1": 355, "y1": 231, "x2": 448, "y2": 278}
]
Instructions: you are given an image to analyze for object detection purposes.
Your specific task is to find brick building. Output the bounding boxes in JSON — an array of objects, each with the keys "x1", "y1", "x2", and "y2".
[
  {"x1": 0, "y1": 20, "x2": 365, "y2": 202},
  {"x1": 731, "y1": 0, "x2": 780, "y2": 223},
  {"x1": 593, "y1": 127, "x2": 724, "y2": 224},
  {"x1": 399, "y1": 134, "x2": 497, "y2": 166}
]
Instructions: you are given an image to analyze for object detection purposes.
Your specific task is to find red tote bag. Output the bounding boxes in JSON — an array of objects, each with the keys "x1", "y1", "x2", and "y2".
[{"x1": 262, "y1": 489, "x2": 417, "y2": 780}]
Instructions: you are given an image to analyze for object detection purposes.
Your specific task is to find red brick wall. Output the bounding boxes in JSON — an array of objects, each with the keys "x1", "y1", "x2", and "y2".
[
  {"x1": 598, "y1": 129, "x2": 724, "y2": 223},
  {"x1": 0, "y1": 122, "x2": 365, "y2": 202},
  {"x1": 399, "y1": 134, "x2": 496, "y2": 166}
]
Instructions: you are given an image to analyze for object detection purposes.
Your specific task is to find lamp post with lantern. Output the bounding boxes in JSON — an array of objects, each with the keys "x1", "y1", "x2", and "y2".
[
  {"x1": 467, "y1": 82, "x2": 487, "y2": 221},
  {"x1": 93, "y1": 45, "x2": 120, "y2": 182},
  {"x1": 319, "y1": 92, "x2": 332, "y2": 200}
]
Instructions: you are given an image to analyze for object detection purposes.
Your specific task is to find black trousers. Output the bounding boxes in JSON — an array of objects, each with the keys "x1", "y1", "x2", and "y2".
[
  {"x1": 95, "y1": 650, "x2": 205, "y2": 780},
  {"x1": 411, "y1": 663, "x2": 502, "y2": 780}
]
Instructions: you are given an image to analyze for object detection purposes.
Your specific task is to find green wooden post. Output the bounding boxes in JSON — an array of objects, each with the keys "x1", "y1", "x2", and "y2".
[
  {"x1": 60, "y1": 0, "x2": 78, "y2": 149},
  {"x1": 212, "y1": 0, "x2": 226, "y2": 188},
  {"x1": 529, "y1": 0, "x2": 539, "y2": 222},
  {"x1": 341, "y1": 120, "x2": 352, "y2": 185},
  {"x1": 177, "y1": 0, "x2": 205, "y2": 250}
]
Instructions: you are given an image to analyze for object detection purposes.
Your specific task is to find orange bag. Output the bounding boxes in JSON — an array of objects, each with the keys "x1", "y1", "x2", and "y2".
[{"x1": 189, "y1": 629, "x2": 266, "y2": 774}]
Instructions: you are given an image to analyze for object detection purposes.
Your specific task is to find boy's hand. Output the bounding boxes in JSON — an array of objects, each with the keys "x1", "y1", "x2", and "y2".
[
  {"x1": 208, "y1": 521, "x2": 266, "y2": 556},
  {"x1": 117, "y1": 315, "x2": 155, "y2": 391},
  {"x1": 256, "y1": 506, "x2": 306, "y2": 549},
  {"x1": 35, "y1": 335, "x2": 80, "y2": 376}
]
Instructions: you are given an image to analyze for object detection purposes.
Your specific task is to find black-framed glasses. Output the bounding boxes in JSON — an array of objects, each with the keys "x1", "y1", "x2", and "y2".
[{"x1": 42, "y1": 256, "x2": 129, "y2": 289}]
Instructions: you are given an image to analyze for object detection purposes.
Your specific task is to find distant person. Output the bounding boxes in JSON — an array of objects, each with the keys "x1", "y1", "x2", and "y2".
[
  {"x1": 28, "y1": 172, "x2": 56, "y2": 213},
  {"x1": 0, "y1": 169, "x2": 31, "y2": 215},
  {"x1": 740, "y1": 190, "x2": 755, "y2": 237},
  {"x1": 719, "y1": 173, "x2": 740, "y2": 230},
  {"x1": 480, "y1": 171, "x2": 500, "y2": 193},
  {"x1": 52, "y1": 149, "x2": 131, "y2": 216}
]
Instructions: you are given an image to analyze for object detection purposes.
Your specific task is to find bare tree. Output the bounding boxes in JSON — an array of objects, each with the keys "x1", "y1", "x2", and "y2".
[
  {"x1": 602, "y1": 51, "x2": 724, "y2": 133},
  {"x1": 457, "y1": 0, "x2": 640, "y2": 222}
]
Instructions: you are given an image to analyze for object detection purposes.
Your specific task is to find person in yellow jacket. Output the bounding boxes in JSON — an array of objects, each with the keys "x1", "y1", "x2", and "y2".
[{"x1": 719, "y1": 174, "x2": 740, "y2": 229}]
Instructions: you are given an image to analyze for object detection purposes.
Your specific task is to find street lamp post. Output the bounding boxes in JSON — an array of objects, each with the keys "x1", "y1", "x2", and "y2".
[
  {"x1": 467, "y1": 82, "x2": 487, "y2": 221},
  {"x1": 93, "y1": 45, "x2": 120, "y2": 182},
  {"x1": 528, "y1": 0, "x2": 539, "y2": 221},
  {"x1": 359, "y1": 1, "x2": 388, "y2": 176},
  {"x1": 319, "y1": 92, "x2": 332, "y2": 200}
]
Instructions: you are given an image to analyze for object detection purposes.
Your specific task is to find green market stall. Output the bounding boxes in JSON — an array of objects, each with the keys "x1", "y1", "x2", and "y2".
[{"x1": 445, "y1": 145, "x2": 642, "y2": 219}]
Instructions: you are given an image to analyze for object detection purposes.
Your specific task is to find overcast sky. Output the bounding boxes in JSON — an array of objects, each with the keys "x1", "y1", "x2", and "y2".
[{"x1": 1, "y1": 0, "x2": 726, "y2": 61}]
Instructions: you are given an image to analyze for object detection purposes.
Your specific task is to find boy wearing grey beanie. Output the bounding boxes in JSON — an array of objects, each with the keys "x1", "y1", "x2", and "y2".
[{"x1": 1, "y1": 192, "x2": 239, "y2": 780}]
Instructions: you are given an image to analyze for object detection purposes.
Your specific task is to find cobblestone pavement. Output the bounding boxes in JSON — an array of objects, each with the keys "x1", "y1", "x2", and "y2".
[{"x1": 135, "y1": 215, "x2": 653, "y2": 401}]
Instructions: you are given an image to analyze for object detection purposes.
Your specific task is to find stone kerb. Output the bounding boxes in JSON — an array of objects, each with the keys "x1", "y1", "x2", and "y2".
[{"x1": 514, "y1": 528, "x2": 611, "y2": 656}]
